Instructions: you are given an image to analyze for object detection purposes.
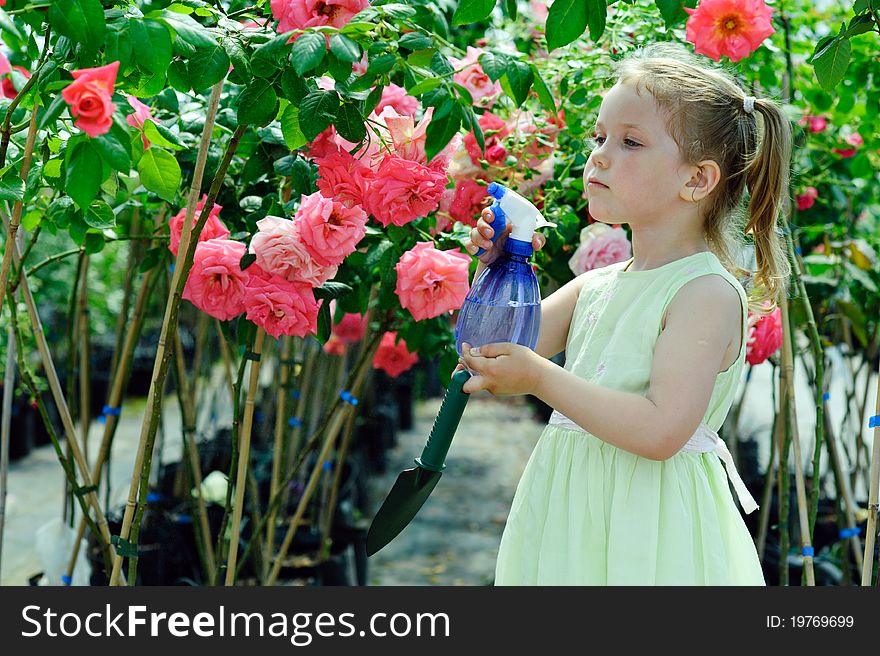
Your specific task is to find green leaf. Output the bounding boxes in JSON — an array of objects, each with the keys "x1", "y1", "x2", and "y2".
[
  {"x1": 655, "y1": 0, "x2": 688, "y2": 27},
  {"x1": 143, "y1": 120, "x2": 185, "y2": 150},
  {"x1": 316, "y1": 299, "x2": 331, "y2": 343},
  {"x1": 237, "y1": 78, "x2": 279, "y2": 126},
  {"x1": 222, "y1": 37, "x2": 250, "y2": 78},
  {"x1": 252, "y1": 33, "x2": 292, "y2": 77},
  {"x1": 131, "y1": 19, "x2": 173, "y2": 75},
  {"x1": 398, "y1": 32, "x2": 433, "y2": 51},
  {"x1": 505, "y1": 0, "x2": 518, "y2": 20},
  {"x1": 587, "y1": 0, "x2": 607, "y2": 41},
  {"x1": 530, "y1": 65, "x2": 556, "y2": 113},
  {"x1": 105, "y1": 27, "x2": 134, "y2": 69},
  {"x1": 334, "y1": 103, "x2": 366, "y2": 143},
  {"x1": 161, "y1": 10, "x2": 218, "y2": 48},
  {"x1": 48, "y1": 0, "x2": 105, "y2": 54},
  {"x1": 93, "y1": 132, "x2": 131, "y2": 172},
  {"x1": 188, "y1": 44, "x2": 230, "y2": 90},
  {"x1": 452, "y1": 0, "x2": 496, "y2": 25},
  {"x1": 330, "y1": 34, "x2": 362, "y2": 62},
  {"x1": 0, "y1": 168, "x2": 24, "y2": 202},
  {"x1": 425, "y1": 100, "x2": 461, "y2": 163},
  {"x1": 845, "y1": 13, "x2": 875, "y2": 37},
  {"x1": 43, "y1": 159, "x2": 63, "y2": 178},
  {"x1": 462, "y1": 106, "x2": 484, "y2": 154},
  {"x1": 298, "y1": 90, "x2": 339, "y2": 141},
  {"x1": 501, "y1": 59, "x2": 534, "y2": 107},
  {"x1": 65, "y1": 141, "x2": 102, "y2": 209},
  {"x1": 327, "y1": 52, "x2": 354, "y2": 81},
  {"x1": 84, "y1": 232, "x2": 106, "y2": 255},
  {"x1": 546, "y1": 0, "x2": 588, "y2": 51},
  {"x1": 280, "y1": 105, "x2": 307, "y2": 150},
  {"x1": 239, "y1": 252, "x2": 257, "y2": 270},
  {"x1": 478, "y1": 51, "x2": 508, "y2": 82},
  {"x1": 313, "y1": 281, "x2": 353, "y2": 300},
  {"x1": 406, "y1": 76, "x2": 442, "y2": 96},
  {"x1": 84, "y1": 200, "x2": 116, "y2": 229},
  {"x1": 367, "y1": 53, "x2": 397, "y2": 76},
  {"x1": 292, "y1": 31, "x2": 327, "y2": 76},
  {"x1": 137, "y1": 147, "x2": 181, "y2": 202},
  {"x1": 168, "y1": 59, "x2": 191, "y2": 92},
  {"x1": 811, "y1": 36, "x2": 851, "y2": 91},
  {"x1": 281, "y1": 68, "x2": 309, "y2": 104},
  {"x1": 853, "y1": 0, "x2": 869, "y2": 14}
]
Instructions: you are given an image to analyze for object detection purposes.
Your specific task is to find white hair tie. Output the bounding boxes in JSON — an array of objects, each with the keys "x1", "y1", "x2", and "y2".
[{"x1": 743, "y1": 96, "x2": 756, "y2": 114}]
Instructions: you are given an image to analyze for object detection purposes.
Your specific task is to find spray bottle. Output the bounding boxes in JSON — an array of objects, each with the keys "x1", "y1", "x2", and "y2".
[{"x1": 454, "y1": 182, "x2": 556, "y2": 355}]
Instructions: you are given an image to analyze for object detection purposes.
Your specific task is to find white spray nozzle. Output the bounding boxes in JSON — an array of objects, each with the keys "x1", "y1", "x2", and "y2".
[{"x1": 487, "y1": 182, "x2": 556, "y2": 243}]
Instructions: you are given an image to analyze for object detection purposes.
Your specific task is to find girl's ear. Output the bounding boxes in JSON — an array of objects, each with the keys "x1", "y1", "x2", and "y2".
[{"x1": 680, "y1": 160, "x2": 721, "y2": 203}]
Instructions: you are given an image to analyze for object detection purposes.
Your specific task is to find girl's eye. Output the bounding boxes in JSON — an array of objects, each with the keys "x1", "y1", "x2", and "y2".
[
  {"x1": 624, "y1": 138, "x2": 642, "y2": 148},
  {"x1": 590, "y1": 135, "x2": 605, "y2": 147}
]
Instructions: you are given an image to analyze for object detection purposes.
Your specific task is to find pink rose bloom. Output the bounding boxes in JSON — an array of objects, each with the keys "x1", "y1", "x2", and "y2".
[
  {"x1": 449, "y1": 47, "x2": 503, "y2": 109},
  {"x1": 183, "y1": 239, "x2": 249, "y2": 321},
  {"x1": 249, "y1": 215, "x2": 338, "y2": 287},
  {"x1": 168, "y1": 195, "x2": 228, "y2": 257},
  {"x1": 244, "y1": 267, "x2": 320, "y2": 338},
  {"x1": 0, "y1": 52, "x2": 30, "y2": 100},
  {"x1": 568, "y1": 224, "x2": 632, "y2": 275},
  {"x1": 529, "y1": 0, "x2": 549, "y2": 21},
  {"x1": 381, "y1": 105, "x2": 459, "y2": 170},
  {"x1": 465, "y1": 112, "x2": 510, "y2": 166},
  {"x1": 445, "y1": 179, "x2": 489, "y2": 227},
  {"x1": 375, "y1": 84, "x2": 419, "y2": 117},
  {"x1": 295, "y1": 192, "x2": 368, "y2": 266},
  {"x1": 315, "y1": 148, "x2": 374, "y2": 209},
  {"x1": 833, "y1": 133, "x2": 863, "y2": 157},
  {"x1": 125, "y1": 96, "x2": 155, "y2": 150},
  {"x1": 684, "y1": 0, "x2": 775, "y2": 62},
  {"x1": 323, "y1": 335, "x2": 348, "y2": 356},
  {"x1": 270, "y1": 0, "x2": 368, "y2": 42},
  {"x1": 372, "y1": 332, "x2": 419, "y2": 378},
  {"x1": 332, "y1": 310, "x2": 367, "y2": 343},
  {"x1": 305, "y1": 127, "x2": 341, "y2": 159},
  {"x1": 798, "y1": 115, "x2": 827, "y2": 133},
  {"x1": 61, "y1": 60, "x2": 120, "y2": 137},
  {"x1": 366, "y1": 155, "x2": 449, "y2": 227},
  {"x1": 353, "y1": 53, "x2": 368, "y2": 75},
  {"x1": 745, "y1": 306, "x2": 782, "y2": 366},
  {"x1": 395, "y1": 242, "x2": 470, "y2": 322},
  {"x1": 796, "y1": 187, "x2": 818, "y2": 211}
]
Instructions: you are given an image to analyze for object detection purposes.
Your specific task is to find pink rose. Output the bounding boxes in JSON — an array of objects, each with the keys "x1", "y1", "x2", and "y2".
[
  {"x1": 796, "y1": 187, "x2": 818, "y2": 211},
  {"x1": 832, "y1": 133, "x2": 863, "y2": 158},
  {"x1": 244, "y1": 267, "x2": 320, "y2": 338},
  {"x1": 0, "y1": 52, "x2": 29, "y2": 100},
  {"x1": 183, "y1": 239, "x2": 249, "y2": 321},
  {"x1": 315, "y1": 148, "x2": 374, "y2": 209},
  {"x1": 125, "y1": 96, "x2": 155, "y2": 150},
  {"x1": 464, "y1": 113, "x2": 510, "y2": 166},
  {"x1": 332, "y1": 311, "x2": 367, "y2": 343},
  {"x1": 366, "y1": 155, "x2": 449, "y2": 227},
  {"x1": 798, "y1": 115, "x2": 827, "y2": 133},
  {"x1": 168, "y1": 195, "x2": 228, "y2": 257},
  {"x1": 249, "y1": 215, "x2": 337, "y2": 287},
  {"x1": 375, "y1": 84, "x2": 419, "y2": 117},
  {"x1": 270, "y1": 0, "x2": 368, "y2": 42},
  {"x1": 746, "y1": 306, "x2": 782, "y2": 365},
  {"x1": 61, "y1": 61, "x2": 120, "y2": 137},
  {"x1": 449, "y1": 47, "x2": 503, "y2": 108},
  {"x1": 372, "y1": 332, "x2": 419, "y2": 378},
  {"x1": 295, "y1": 192, "x2": 368, "y2": 266},
  {"x1": 395, "y1": 242, "x2": 470, "y2": 322},
  {"x1": 445, "y1": 179, "x2": 489, "y2": 227},
  {"x1": 568, "y1": 224, "x2": 632, "y2": 275},
  {"x1": 684, "y1": 0, "x2": 775, "y2": 62}
]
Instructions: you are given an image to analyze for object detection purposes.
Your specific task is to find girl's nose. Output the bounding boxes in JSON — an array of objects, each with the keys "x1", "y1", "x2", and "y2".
[{"x1": 587, "y1": 145, "x2": 608, "y2": 169}]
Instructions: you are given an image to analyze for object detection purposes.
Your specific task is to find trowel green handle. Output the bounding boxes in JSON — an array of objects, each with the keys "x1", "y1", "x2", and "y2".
[{"x1": 415, "y1": 369, "x2": 471, "y2": 472}]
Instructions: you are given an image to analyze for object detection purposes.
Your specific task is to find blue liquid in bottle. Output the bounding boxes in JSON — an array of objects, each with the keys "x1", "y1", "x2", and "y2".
[{"x1": 454, "y1": 237, "x2": 541, "y2": 355}]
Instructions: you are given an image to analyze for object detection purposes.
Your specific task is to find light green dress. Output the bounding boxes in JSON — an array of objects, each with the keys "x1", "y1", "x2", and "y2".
[{"x1": 494, "y1": 251, "x2": 766, "y2": 585}]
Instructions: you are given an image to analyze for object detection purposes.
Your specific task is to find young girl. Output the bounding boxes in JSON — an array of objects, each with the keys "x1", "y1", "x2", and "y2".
[{"x1": 458, "y1": 43, "x2": 792, "y2": 585}]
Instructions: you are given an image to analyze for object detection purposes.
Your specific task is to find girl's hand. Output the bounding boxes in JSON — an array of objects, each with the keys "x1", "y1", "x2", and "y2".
[
  {"x1": 464, "y1": 207, "x2": 547, "y2": 266},
  {"x1": 459, "y1": 342, "x2": 548, "y2": 396}
]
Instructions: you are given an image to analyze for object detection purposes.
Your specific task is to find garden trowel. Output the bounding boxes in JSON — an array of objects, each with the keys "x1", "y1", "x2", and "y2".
[{"x1": 366, "y1": 369, "x2": 471, "y2": 556}]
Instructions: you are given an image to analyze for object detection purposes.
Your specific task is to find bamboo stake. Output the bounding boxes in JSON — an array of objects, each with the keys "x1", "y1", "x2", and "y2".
[
  {"x1": 2, "y1": 204, "x2": 119, "y2": 579},
  {"x1": 78, "y1": 255, "x2": 91, "y2": 465},
  {"x1": 191, "y1": 311, "x2": 210, "y2": 409},
  {"x1": 779, "y1": 292, "x2": 815, "y2": 585},
  {"x1": 109, "y1": 206, "x2": 145, "y2": 379},
  {"x1": 265, "y1": 333, "x2": 382, "y2": 586},
  {"x1": 822, "y1": 411, "x2": 864, "y2": 573},
  {"x1": 0, "y1": 308, "x2": 15, "y2": 580},
  {"x1": 173, "y1": 327, "x2": 216, "y2": 576},
  {"x1": 216, "y1": 320, "x2": 236, "y2": 403},
  {"x1": 266, "y1": 336, "x2": 292, "y2": 564},
  {"x1": 109, "y1": 82, "x2": 235, "y2": 585},
  {"x1": 225, "y1": 329, "x2": 266, "y2": 585},
  {"x1": 65, "y1": 268, "x2": 158, "y2": 582},
  {"x1": 861, "y1": 361, "x2": 880, "y2": 585}
]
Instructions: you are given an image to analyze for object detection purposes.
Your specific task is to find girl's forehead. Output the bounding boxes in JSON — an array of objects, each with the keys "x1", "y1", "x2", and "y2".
[{"x1": 597, "y1": 83, "x2": 664, "y2": 127}]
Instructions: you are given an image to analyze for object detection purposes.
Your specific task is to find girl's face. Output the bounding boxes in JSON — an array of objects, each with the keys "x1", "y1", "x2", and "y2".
[{"x1": 583, "y1": 82, "x2": 693, "y2": 226}]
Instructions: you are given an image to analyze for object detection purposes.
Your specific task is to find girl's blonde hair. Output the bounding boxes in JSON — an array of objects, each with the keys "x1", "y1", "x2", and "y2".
[{"x1": 613, "y1": 42, "x2": 792, "y2": 309}]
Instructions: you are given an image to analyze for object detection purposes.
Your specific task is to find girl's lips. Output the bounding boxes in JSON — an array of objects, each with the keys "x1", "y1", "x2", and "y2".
[{"x1": 587, "y1": 179, "x2": 608, "y2": 189}]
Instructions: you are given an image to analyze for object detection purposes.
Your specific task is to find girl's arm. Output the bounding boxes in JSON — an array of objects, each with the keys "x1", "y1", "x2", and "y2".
[{"x1": 530, "y1": 275, "x2": 741, "y2": 460}]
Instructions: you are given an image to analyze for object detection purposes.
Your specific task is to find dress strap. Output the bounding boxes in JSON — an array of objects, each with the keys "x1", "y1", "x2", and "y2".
[{"x1": 548, "y1": 411, "x2": 759, "y2": 514}]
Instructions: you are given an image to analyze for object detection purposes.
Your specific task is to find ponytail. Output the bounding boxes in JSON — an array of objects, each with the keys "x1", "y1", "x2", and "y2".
[{"x1": 744, "y1": 99, "x2": 792, "y2": 311}]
